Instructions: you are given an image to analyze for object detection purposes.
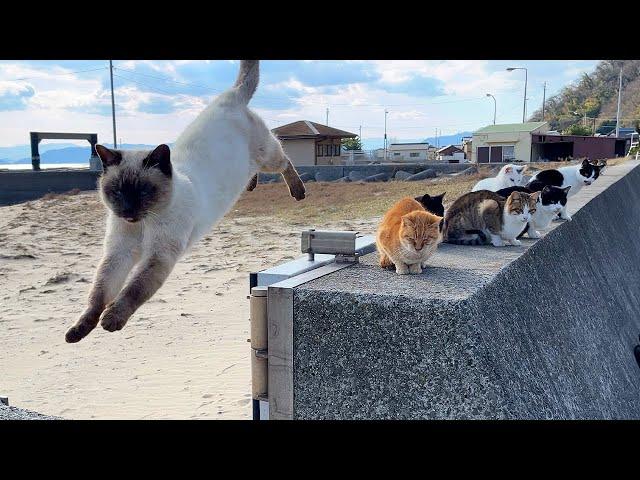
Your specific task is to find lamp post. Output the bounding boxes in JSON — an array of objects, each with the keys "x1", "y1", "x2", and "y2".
[
  {"x1": 506, "y1": 67, "x2": 528, "y2": 123},
  {"x1": 486, "y1": 93, "x2": 496, "y2": 124},
  {"x1": 384, "y1": 109, "x2": 388, "y2": 162}
]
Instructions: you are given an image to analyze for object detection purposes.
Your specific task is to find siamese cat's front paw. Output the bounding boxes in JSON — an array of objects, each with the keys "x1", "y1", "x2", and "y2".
[
  {"x1": 100, "y1": 303, "x2": 131, "y2": 332},
  {"x1": 65, "y1": 310, "x2": 101, "y2": 343},
  {"x1": 527, "y1": 230, "x2": 541, "y2": 239},
  {"x1": 509, "y1": 239, "x2": 522, "y2": 246}
]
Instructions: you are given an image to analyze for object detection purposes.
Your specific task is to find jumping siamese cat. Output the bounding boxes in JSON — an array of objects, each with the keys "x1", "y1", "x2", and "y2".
[{"x1": 65, "y1": 60, "x2": 306, "y2": 343}]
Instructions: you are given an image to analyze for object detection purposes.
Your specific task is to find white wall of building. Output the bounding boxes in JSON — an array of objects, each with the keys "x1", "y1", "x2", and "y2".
[{"x1": 280, "y1": 138, "x2": 316, "y2": 166}]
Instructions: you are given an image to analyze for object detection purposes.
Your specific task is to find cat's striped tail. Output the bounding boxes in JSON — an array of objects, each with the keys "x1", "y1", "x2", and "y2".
[
  {"x1": 445, "y1": 230, "x2": 488, "y2": 246},
  {"x1": 234, "y1": 60, "x2": 259, "y2": 104}
]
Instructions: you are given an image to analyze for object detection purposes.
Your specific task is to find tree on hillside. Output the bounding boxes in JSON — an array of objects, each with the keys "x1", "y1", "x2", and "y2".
[
  {"x1": 342, "y1": 137, "x2": 363, "y2": 150},
  {"x1": 563, "y1": 124, "x2": 592, "y2": 136}
]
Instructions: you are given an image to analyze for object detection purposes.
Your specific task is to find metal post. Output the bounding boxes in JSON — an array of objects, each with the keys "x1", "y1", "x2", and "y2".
[
  {"x1": 30, "y1": 132, "x2": 40, "y2": 171},
  {"x1": 523, "y1": 69, "x2": 528, "y2": 123},
  {"x1": 326, "y1": 108, "x2": 329, "y2": 126},
  {"x1": 615, "y1": 68, "x2": 622, "y2": 137},
  {"x1": 109, "y1": 60, "x2": 117, "y2": 149},
  {"x1": 542, "y1": 82, "x2": 546, "y2": 121},
  {"x1": 506, "y1": 67, "x2": 528, "y2": 123},
  {"x1": 486, "y1": 94, "x2": 496, "y2": 124},
  {"x1": 384, "y1": 110, "x2": 388, "y2": 162}
]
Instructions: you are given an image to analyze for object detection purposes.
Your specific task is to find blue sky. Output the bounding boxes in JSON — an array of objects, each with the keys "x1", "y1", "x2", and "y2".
[{"x1": 0, "y1": 60, "x2": 599, "y2": 149}]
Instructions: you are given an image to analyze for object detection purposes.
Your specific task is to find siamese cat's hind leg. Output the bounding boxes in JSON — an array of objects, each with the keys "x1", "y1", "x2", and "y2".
[
  {"x1": 256, "y1": 133, "x2": 306, "y2": 201},
  {"x1": 281, "y1": 159, "x2": 306, "y2": 201},
  {"x1": 65, "y1": 230, "x2": 140, "y2": 343},
  {"x1": 246, "y1": 173, "x2": 258, "y2": 192}
]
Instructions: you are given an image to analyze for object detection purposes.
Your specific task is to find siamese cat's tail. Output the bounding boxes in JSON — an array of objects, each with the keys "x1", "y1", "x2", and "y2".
[{"x1": 234, "y1": 60, "x2": 259, "y2": 104}]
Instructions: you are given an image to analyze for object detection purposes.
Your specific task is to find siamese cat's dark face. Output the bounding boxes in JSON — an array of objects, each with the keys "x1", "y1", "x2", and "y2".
[{"x1": 96, "y1": 144, "x2": 172, "y2": 223}]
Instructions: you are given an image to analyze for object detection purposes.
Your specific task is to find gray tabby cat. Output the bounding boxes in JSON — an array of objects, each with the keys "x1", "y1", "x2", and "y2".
[{"x1": 443, "y1": 190, "x2": 539, "y2": 246}]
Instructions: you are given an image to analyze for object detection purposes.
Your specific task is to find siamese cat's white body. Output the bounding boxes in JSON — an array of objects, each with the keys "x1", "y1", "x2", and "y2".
[{"x1": 66, "y1": 60, "x2": 305, "y2": 343}]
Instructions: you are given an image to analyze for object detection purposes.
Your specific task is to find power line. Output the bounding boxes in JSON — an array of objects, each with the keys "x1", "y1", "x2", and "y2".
[
  {"x1": 7, "y1": 66, "x2": 108, "y2": 82},
  {"x1": 113, "y1": 66, "x2": 220, "y2": 93},
  {"x1": 111, "y1": 72, "x2": 178, "y2": 96}
]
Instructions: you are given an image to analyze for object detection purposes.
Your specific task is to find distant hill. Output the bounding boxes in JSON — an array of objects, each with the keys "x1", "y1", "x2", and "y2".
[
  {"x1": 423, "y1": 131, "x2": 473, "y2": 146},
  {"x1": 529, "y1": 60, "x2": 640, "y2": 134},
  {"x1": 0, "y1": 143, "x2": 161, "y2": 164}
]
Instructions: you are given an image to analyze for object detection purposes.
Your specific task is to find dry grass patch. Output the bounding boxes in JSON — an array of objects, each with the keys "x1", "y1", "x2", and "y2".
[{"x1": 230, "y1": 174, "x2": 482, "y2": 223}]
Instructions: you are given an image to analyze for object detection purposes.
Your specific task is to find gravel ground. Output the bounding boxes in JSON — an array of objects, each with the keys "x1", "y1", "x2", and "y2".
[{"x1": 0, "y1": 404, "x2": 62, "y2": 420}]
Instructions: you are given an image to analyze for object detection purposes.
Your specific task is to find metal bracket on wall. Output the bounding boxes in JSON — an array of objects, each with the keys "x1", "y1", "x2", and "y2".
[{"x1": 249, "y1": 228, "x2": 377, "y2": 420}]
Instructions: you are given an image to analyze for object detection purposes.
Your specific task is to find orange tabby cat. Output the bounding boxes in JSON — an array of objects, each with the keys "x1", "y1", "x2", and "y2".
[{"x1": 376, "y1": 197, "x2": 444, "y2": 275}]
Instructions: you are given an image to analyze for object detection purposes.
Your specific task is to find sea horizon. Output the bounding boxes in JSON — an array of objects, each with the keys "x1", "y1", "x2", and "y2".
[{"x1": 0, "y1": 163, "x2": 88, "y2": 171}]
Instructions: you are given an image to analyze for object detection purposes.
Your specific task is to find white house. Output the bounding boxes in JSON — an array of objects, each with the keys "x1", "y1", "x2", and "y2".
[
  {"x1": 472, "y1": 122, "x2": 549, "y2": 163},
  {"x1": 387, "y1": 142, "x2": 431, "y2": 162}
]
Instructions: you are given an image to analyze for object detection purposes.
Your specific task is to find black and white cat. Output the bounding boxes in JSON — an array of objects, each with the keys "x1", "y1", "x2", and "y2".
[
  {"x1": 526, "y1": 159, "x2": 605, "y2": 220},
  {"x1": 496, "y1": 185, "x2": 571, "y2": 238}
]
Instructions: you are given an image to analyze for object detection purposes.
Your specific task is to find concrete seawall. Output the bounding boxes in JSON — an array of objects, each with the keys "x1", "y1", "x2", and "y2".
[
  {"x1": 285, "y1": 160, "x2": 640, "y2": 419},
  {"x1": 0, "y1": 169, "x2": 100, "y2": 206},
  {"x1": 0, "y1": 164, "x2": 467, "y2": 206}
]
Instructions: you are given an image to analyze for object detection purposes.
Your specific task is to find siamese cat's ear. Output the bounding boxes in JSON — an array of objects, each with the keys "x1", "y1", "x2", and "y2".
[
  {"x1": 95, "y1": 144, "x2": 121, "y2": 170},
  {"x1": 434, "y1": 192, "x2": 446, "y2": 201},
  {"x1": 504, "y1": 166, "x2": 513, "y2": 174},
  {"x1": 562, "y1": 186, "x2": 572, "y2": 194},
  {"x1": 144, "y1": 144, "x2": 172, "y2": 177}
]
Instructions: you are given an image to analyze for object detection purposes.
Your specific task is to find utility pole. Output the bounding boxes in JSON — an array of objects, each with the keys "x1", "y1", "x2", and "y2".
[
  {"x1": 506, "y1": 67, "x2": 528, "y2": 123},
  {"x1": 542, "y1": 82, "x2": 546, "y2": 121},
  {"x1": 326, "y1": 108, "x2": 329, "y2": 126},
  {"x1": 109, "y1": 60, "x2": 117, "y2": 149},
  {"x1": 615, "y1": 67, "x2": 623, "y2": 137}
]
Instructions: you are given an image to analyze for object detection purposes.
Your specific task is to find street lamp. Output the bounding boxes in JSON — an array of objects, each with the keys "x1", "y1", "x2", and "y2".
[
  {"x1": 384, "y1": 109, "x2": 389, "y2": 162},
  {"x1": 486, "y1": 93, "x2": 496, "y2": 125},
  {"x1": 506, "y1": 67, "x2": 528, "y2": 123}
]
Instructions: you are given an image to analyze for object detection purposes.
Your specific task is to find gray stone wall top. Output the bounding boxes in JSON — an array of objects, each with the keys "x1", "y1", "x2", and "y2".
[{"x1": 291, "y1": 160, "x2": 640, "y2": 419}]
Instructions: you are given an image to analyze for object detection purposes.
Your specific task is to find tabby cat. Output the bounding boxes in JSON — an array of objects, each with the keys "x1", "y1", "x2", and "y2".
[{"x1": 443, "y1": 190, "x2": 538, "y2": 246}]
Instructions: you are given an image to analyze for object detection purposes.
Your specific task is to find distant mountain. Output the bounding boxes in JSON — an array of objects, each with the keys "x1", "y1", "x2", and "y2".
[
  {"x1": 0, "y1": 143, "x2": 161, "y2": 164},
  {"x1": 0, "y1": 142, "x2": 81, "y2": 162},
  {"x1": 423, "y1": 131, "x2": 473, "y2": 147}
]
